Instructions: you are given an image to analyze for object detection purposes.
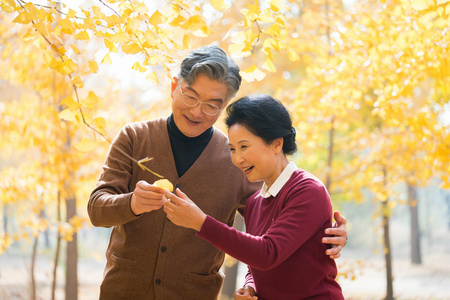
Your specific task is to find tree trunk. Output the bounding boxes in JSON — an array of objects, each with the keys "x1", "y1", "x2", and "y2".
[
  {"x1": 65, "y1": 192, "x2": 78, "y2": 300},
  {"x1": 52, "y1": 190, "x2": 62, "y2": 300},
  {"x1": 446, "y1": 194, "x2": 450, "y2": 230},
  {"x1": 408, "y1": 183, "x2": 421, "y2": 264},
  {"x1": 31, "y1": 233, "x2": 39, "y2": 300},
  {"x1": 221, "y1": 214, "x2": 245, "y2": 299},
  {"x1": 325, "y1": 117, "x2": 335, "y2": 191},
  {"x1": 2, "y1": 204, "x2": 7, "y2": 236},
  {"x1": 382, "y1": 168, "x2": 394, "y2": 300}
]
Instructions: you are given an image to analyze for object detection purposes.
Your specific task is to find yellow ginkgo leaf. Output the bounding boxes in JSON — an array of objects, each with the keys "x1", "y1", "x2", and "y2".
[
  {"x1": 181, "y1": 15, "x2": 207, "y2": 31},
  {"x1": 104, "y1": 39, "x2": 118, "y2": 53},
  {"x1": 146, "y1": 71, "x2": 158, "y2": 84},
  {"x1": 82, "y1": 91, "x2": 98, "y2": 109},
  {"x1": 93, "y1": 117, "x2": 106, "y2": 129},
  {"x1": 92, "y1": 6, "x2": 105, "y2": 18},
  {"x1": 13, "y1": 10, "x2": 33, "y2": 24},
  {"x1": 122, "y1": 43, "x2": 141, "y2": 54},
  {"x1": 262, "y1": 58, "x2": 276, "y2": 72},
  {"x1": 22, "y1": 32, "x2": 35, "y2": 42},
  {"x1": 60, "y1": 96, "x2": 81, "y2": 111},
  {"x1": 75, "y1": 138, "x2": 97, "y2": 152},
  {"x1": 109, "y1": 31, "x2": 127, "y2": 43},
  {"x1": 169, "y1": 15, "x2": 186, "y2": 27},
  {"x1": 67, "y1": 8, "x2": 77, "y2": 18},
  {"x1": 93, "y1": 117, "x2": 107, "y2": 135},
  {"x1": 132, "y1": 62, "x2": 146, "y2": 72},
  {"x1": 71, "y1": 76, "x2": 84, "y2": 88},
  {"x1": 74, "y1": 29, "x2": 89, "y2": 40},
  {"x1": 89, "y1": 61, "x2": 99, "y2": 73},
  {"x1": 269, "y1": 0, "x2": 284, "y2": 12},
  {"x1": 59, "y1": 108, "x2": 77, "y2": 122},
  {"x1": 153, "y1": 179, "x2": 173, "y2": 192},
  {"x1": 125, "y1": 18, "x2": 140, "y2": 34},
  {"x1": 211, "y1": 0, "x2": 229, "y2": 11},
  {"x1": 135, "y1": 2, "x2": 149, "y2": 13},
  {"x1": 105, "y1": 15, "x2": 123, "y2": 27},
  {"x1": 2, "y1": 0, "x2": 16, "y2": 11},
  {"x1": 33, "y1": 21, "x2": 48, "y2": 35},
  {"x1": 70, "y1": 44, "x2": 81, "y2": 55},
  {"x1": 58, "y1": 18, "x2": 75, "y2": 34},
  {"x1": 411, "y1": 0, "x2": 433, "y2": 11},
  {"x1": 149, "y1": 10, "x2": 167, "y2": 24},
  {"x1": 101, "y1": 53, "x2": 112, "y2": 64},
  {"x1": 183, "y1": 34, "x2": 190, "y2": 49},
  {"x1": 240, "y1": 64, "x2": 266, "y2": 82},
  {"x1": 57, "y1": 59, "x2": 78, "y2": 75}
]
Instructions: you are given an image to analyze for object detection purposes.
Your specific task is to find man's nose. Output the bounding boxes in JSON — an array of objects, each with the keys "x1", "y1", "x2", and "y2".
[{"x1": 190, "y1": 102, "x2": 204, "y2": 117}]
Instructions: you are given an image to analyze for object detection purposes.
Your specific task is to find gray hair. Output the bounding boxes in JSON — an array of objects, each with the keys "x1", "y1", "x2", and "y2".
[{"x1": 177, "y1": 44, "x2": 242, "y2": 102}]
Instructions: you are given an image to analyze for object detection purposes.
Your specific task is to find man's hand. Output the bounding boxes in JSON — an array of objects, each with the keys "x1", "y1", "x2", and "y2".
[
  {"x1": 322, "y1": 211, "x2": 348, "y2": 259},
  {"x1": 130, "y1": 180, "x2": 165, "y2": 215},
  {"x1": 233, "y1": 286, "x2": 258, "y2": 300}
]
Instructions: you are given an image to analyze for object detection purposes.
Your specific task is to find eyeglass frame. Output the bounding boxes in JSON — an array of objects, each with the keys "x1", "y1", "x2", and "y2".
[{"x1": 178, "y1": 84, "x2": 224, "y2": 116}]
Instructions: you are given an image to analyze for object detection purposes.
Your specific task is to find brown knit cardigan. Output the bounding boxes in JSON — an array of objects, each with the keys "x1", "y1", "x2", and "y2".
[{"x1": 88, "y1": 117, "x2": 259, "y2": 300}]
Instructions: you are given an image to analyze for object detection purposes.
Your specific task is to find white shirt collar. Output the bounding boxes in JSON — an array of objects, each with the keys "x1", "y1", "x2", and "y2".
[{"x1": 259, "y1": 161, "x2": 298, "y2": 198}]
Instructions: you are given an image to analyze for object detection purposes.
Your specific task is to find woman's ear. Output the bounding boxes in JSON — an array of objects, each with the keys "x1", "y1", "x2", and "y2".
[{"x1": 272, "y1": 137, "x2": 284, "y2": 154}]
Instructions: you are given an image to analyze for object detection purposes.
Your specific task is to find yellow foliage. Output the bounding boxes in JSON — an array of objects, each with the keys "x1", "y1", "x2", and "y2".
[
  {"x1": 146, "y1": 71, "x2": 158, "y2": 84},
  {"x1": 411, "y1": 0, "x2": 435, "y2": 11},
  {"x1": 131, "y1": 61, "x2": 145, "y2": 72},
  {"x1": 74, "y1": 29, "x2": 90, "y2": 40},
  {"x1": 210, "y1": 0, "x2": 229, "y2": 11},
  {"x1": 75, "y1": 137, "x2": 97, "y2": 152},
  {"x1": 135, "y1": 2, "x2": 149, "y2": 13},
  {"x1": 88, "y1": 60, "x2": 99, "y2": 73},
  {"x1": 149, "y1": 10, "x2": 167, "y2": 24},
  {"x1": 153, "y1": 179, "x2": 174, "y2": 192},
  {"x1": 59, "y1": 108, "x2": 77, "y2": 122},
  {"x1": 240, "y1": 64, "x2": 266, "y2": 82},
  {"x1": 101, "y1": 53, "x2": 112, "y2": 64},
  {"x1": 12, "y1": 10, "x2": 33, "y2": 24},
  {"x1": 122, "y1": 43, "x2": 141, "y2": 54}
]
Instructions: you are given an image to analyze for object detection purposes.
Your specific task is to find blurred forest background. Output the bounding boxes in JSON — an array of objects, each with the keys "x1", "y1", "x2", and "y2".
[{"x1": 1, "y1": 0, "x2": 450, "y2": 299}]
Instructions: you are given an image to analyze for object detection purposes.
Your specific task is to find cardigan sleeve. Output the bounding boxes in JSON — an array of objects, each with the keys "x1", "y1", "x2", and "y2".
[
  {"x1": 87, "y1": 124, "x2": 140, "y2": 227},
  {"x1": 197, "y1": 180, "x2": 331, "y2": 271}
]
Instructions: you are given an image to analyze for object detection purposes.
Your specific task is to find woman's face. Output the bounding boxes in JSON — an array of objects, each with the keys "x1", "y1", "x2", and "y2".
[{"x1": 228, "y1": 123, "x2": 282, "y2": 186}]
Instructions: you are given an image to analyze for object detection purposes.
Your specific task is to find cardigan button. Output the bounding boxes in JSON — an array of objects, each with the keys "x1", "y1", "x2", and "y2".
[
  {"x1": 155, "y1": 278, "x2": 161, "y2": 285},
  {"x1": 161, "y1": 246, "x2": 167, "y2": 252},
  {"x1": 176, "y1": 184, "x2": 181, "y2": 190}
]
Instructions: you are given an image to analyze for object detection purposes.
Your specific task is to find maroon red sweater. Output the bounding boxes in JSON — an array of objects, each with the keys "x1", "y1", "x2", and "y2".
[{"x1": 198, "y1": 169, "x2": 344, "y2": 300}]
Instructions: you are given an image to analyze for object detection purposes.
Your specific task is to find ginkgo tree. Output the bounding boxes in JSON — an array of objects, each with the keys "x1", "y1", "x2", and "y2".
[
  {"x1": 1, "y1": 0, "x2": 450, "y2": 299},
  {"x1": 282, "y1": 0, "x2": 450, "y2": 299}
]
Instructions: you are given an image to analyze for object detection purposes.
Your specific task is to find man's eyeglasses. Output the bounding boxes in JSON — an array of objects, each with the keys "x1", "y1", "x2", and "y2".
[{"x1": 179, "y1": 85, "x2": 223, "y2": 116}]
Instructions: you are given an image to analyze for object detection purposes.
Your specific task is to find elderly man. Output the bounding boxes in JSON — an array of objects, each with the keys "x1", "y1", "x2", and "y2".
[{"x1": 88, "y1": 44, "x2": 347, "y2": 300}]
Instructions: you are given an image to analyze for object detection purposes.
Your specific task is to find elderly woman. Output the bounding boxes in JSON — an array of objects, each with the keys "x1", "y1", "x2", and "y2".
[{"x1": 164, "y1": 95, "x2": 345, "y2": 300}]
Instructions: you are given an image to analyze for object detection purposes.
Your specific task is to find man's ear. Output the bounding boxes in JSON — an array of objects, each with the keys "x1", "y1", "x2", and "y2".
[{"x1": 171, "y1": 77, "x2": 178, "y2": 96}]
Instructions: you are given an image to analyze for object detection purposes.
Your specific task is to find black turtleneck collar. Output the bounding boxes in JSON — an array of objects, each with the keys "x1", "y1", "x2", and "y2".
[
  {"x1": 167, "y1": 114, "x2": 214, "y2": 177},
  {"x1": 167, "y1": 114, "x2": 213, "y2": 143}
]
